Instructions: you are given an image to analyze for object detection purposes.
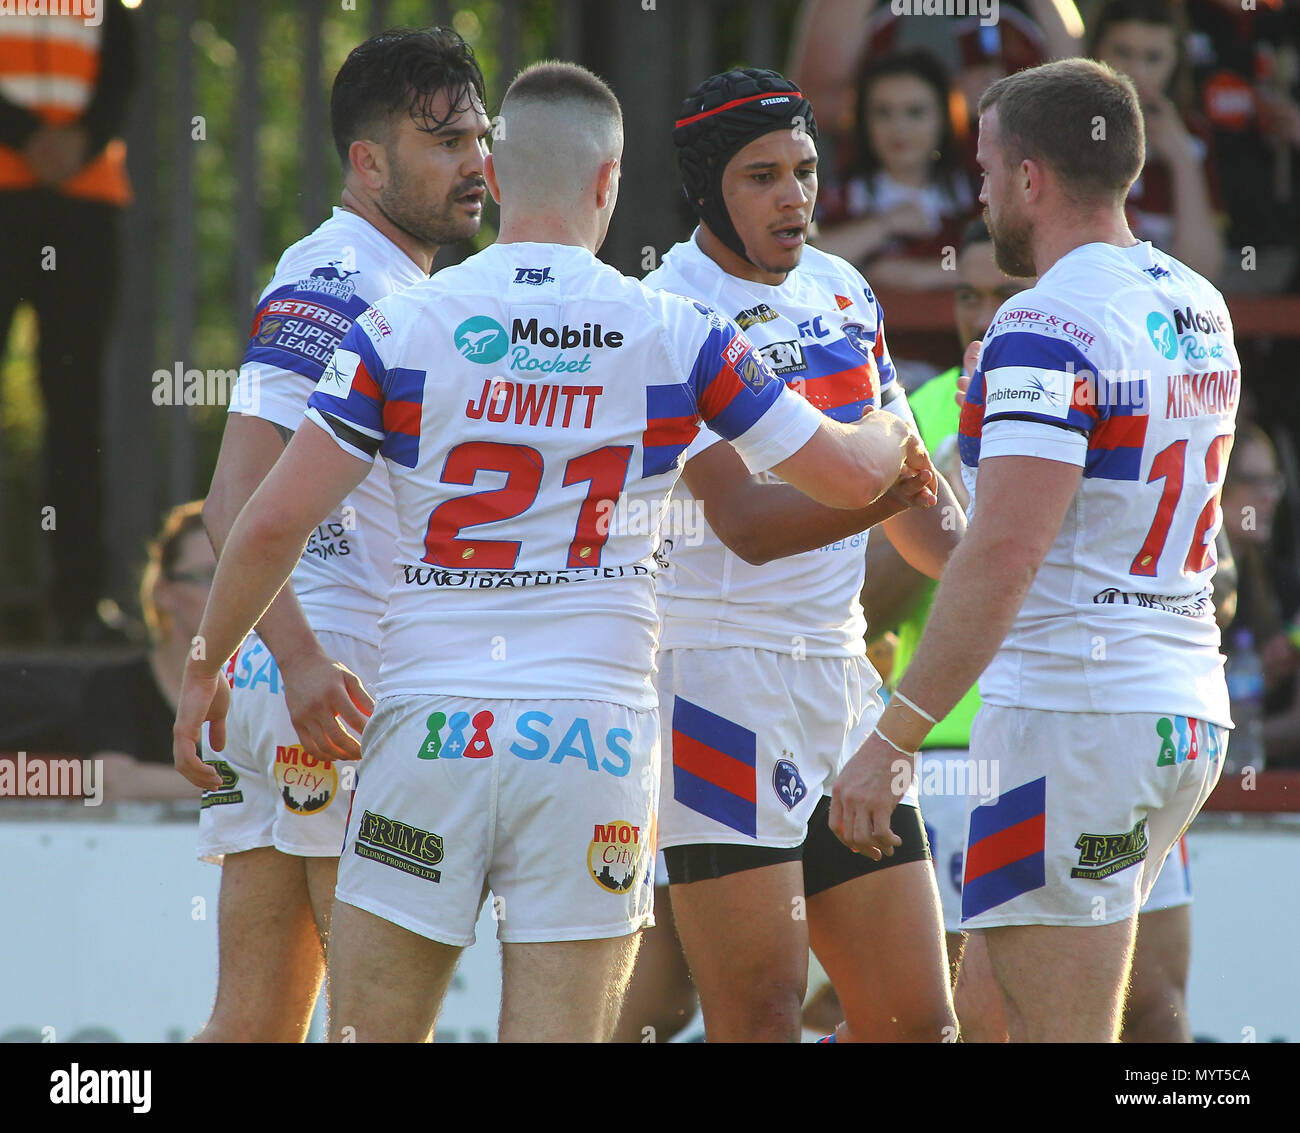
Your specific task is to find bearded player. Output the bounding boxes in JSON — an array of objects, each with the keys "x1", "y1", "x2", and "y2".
[
  {"x1": 834, "y1": 59, "x2": 1237, "y2": 1042},
  {"x1": 189, "y1": 28, "x2": 490, "y2": 1042}
]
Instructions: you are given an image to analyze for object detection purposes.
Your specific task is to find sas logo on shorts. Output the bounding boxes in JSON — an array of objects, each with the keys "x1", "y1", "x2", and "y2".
[
  {"x1": 454, "y1": 315, "x2": 509, "y2": 364},
  {"x1": 588, "y1": 821, "x2": 644, "y2": 894},
  {"x1": 1070, "y1": 818, "x2": 1148, "y2": 880},
  {"x1": 417, "y1": 710, "x2": 495, "y2": 759},
  {"x1": 773, "y1": 757, "x2": 807, "y2": 811},
  {"x1": 273, "y1": 745, "x2": 338, "y2": 814},
  {"x1": 1156, "y1": 715, "x2": 1220, "y2": 766},
  {"x1": 1146, "y1": 312, "x2": 1178, "y2": 360},
  {"x1": 354, "y1": 809, "x2": 444, "y2": 884},
  {"x1": 199, "y1": 761, "x2": 243, "y2": 809}
]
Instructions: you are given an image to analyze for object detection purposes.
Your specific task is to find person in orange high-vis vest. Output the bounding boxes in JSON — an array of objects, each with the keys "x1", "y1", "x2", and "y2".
[{"x1": 0, "y1": 2, "x2": 137, "y2": 642}]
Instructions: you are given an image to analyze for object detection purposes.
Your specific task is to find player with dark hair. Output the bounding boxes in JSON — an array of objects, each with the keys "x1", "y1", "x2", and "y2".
[
  {"x1": 175, "y1": 59, "x2": 933, "y2": 1043},
  {"x1": 637, "y1": 68, "x2": 962, "y2": 1043},
  {"x1": 834, "y1": 58, "x2": 1239, "y2": 1043},
  {"x1": 187, "y1": 26, "x2": 489, "y2": 1042}
]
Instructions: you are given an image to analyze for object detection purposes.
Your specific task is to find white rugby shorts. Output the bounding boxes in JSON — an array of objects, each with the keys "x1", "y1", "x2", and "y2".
[
  {"x1": 334, "y1": 694, "x2": 659, "y2": 945},
  {"x1": 656, "y1": 648, "x2": 917, "y2": 850},
  {"x1": 960, "y1": 706, "x2": 1221, "y2": 928},
  {"x1": 196, "y1": 630, "x2": 373, "y2": 861}
]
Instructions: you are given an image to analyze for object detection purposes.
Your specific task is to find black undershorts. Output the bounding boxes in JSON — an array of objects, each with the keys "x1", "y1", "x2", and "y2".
[{"x1": 663, "y1": 796, "x2": 931, "y2": 896}]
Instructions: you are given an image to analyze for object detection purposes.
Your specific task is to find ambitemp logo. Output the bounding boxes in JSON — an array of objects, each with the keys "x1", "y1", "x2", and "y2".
[{"x1": 454, "y1": 316, "x2": 509, "y2": 364}]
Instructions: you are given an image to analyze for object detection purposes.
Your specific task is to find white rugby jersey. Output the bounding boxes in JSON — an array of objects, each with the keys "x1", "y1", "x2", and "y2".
[
  {"x1": 304, "y1": 241, "x2": 824, "y2": 709},
  {"x1": 959, "y1": 240, "x2": 1237, "y2": 724},
  {"x1": 646, "y1": 232, "x2": 909, "y2": 656},
  {"x1": 230, "y1": 208, "x2": 426, "y2": 644}
]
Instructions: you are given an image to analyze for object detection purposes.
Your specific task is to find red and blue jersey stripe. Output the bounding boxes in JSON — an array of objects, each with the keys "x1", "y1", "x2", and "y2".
[
  {"x1": 791, "y1": 336, "x2": 881, "y2": 422},
  {"x1": 641, "y1": 310, "x2": 783, "y2": 479},
  {"x1": 306, "y1": 318, "x2": 424, "y2": 468},
  {"x1": 959, "y1": 331, "x2": 1149, "y2": 479},
  {"x1": 642, "y1": 381, "x2": 701, "y2": 478}
]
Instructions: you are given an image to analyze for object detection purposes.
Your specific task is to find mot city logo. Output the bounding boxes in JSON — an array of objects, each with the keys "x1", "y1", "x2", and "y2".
[
  {"x1": 273, "y1": 745, "x2": 338, "y2": 815},
  {"x1": 588, "y1": 820, "x2": 645, "y2": 893}
]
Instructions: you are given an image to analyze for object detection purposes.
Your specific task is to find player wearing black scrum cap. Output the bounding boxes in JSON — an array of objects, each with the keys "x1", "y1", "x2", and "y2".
[{"x1": 628, "y1": 69, "x2": 965, "y2": 1042}]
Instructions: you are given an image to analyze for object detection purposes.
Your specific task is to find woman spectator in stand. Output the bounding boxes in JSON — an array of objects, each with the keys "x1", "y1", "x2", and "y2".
[
  {"x1": 1086, "y1": 0, "x2": 1225, "y2": 279},
  {"x1": 86, "y1": 501, "x2": 216, "y2": 799},
  {"x1": 815, "y1": 49, "x2": 980, "y2": 291}
]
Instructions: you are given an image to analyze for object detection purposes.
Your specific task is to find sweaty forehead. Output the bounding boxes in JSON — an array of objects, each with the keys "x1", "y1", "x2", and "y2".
[
  {"x1": 975, "y1": 110, "x2": 1000, "y2": 163},
  {"x1": 727, "y1": 128, "x2": 817, "y2": 173},
  {"x1": 407, "y1": 85, "x2": 488, "y2": 135}
]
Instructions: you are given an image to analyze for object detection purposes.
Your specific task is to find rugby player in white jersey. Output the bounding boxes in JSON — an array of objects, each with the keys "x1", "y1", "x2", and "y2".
[
  {"x1": 634, "y1": 69, "x2": 963, "y2": 1043},
  {"x1": 186, "y1": 28, "x2": 490, "y2": 1042},
  {"x1": 833, "y1": 58, "x2": 1239, "y2": 1042},
  {"x1": 173, "y1": 61, "x2": 935, "y2": 1043},
  {"x1": 861, "y1": 220, "x2": 1224, "y2": 1043}
]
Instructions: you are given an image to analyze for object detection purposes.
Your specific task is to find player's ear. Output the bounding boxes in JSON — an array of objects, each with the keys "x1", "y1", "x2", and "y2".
[
  {"x1": 347, "y1": 137, "x2": 387, "y2": 191},
  {"x1": 594, "y1": 158, "x2": 619, "y2": 210},
  {"x1": 485, "y1": 152, "x2": 503, "y2": 206},
  {"x1": 1020, "y1": 157, "x2": 1042, "y2": 203}
]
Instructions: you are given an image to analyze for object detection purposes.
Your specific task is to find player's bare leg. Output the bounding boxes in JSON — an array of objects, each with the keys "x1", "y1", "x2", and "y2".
[
  {"x1": 670, "y1": 861, "x2": 808, "y2": 1042},
  {"x1": 192, "y1": 848, "x2": 324, "y2": 1042},
  {"x1": 326, "y1": 901, "x2": 460, "y2": 1042},
  {"x1": 953, "y1": 929, "x2": 1008, "y2": 1041},
  {"x1": 612, "y1": 889, "x2": 696, "y2": 1043},
  {"x1": 984, "y1": 917, "x2": 1138, "y2": 1042},
  {"x1": 944, "y1": 931, "x2": 965, "y2": 987},
  {"x1": 500, "y1": 935, "x2": 642, "y2": 1042},
  {"x1": 304, "y1": 856, "x2": 339, "y2": 943},
  {"x1": 808, "y1": 861, "x2": 956, "y2": 1042},
  {"x1": 1121, "y1": 906, "x2": 1192, "y2": 1042}
]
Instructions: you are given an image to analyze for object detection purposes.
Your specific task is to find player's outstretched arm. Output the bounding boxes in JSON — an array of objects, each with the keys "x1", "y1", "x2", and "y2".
[
  {"x1": 204, "y1": 413, "x2": 373, "y2": 762},
  {"x1": 684, "y1": 422, "x2": 937, "y2": 566},
  {"x1": 831, "y1": 453, "x2": 1080, "y2": 858},
  {"x1": 877, "y1": 470, "x2": 965, "y2": 580},
  {"x1": 771, "y1": 407, "x2": 929, "y2": 511},
  {"x1": 173, "y1": 422, "x2": 373, "y2": 789}
]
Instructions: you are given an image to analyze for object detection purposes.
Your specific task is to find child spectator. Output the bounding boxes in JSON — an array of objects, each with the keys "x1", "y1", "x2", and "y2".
[
  {"x1": 816, "y1": 49, "x2": 980, "y2": 290},
  {"x1": 1184, "y1": 0, "x2": 1300, "y2": 291},
  {"x1": 1087, "y1": 0, "x2": 1225, "y2": 280}
]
